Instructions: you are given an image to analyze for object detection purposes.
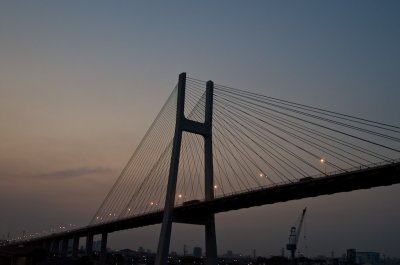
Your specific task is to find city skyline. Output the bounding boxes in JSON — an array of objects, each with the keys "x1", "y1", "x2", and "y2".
[{"x1": 1, "y1": 0, "x2": 400, "y2": 259}]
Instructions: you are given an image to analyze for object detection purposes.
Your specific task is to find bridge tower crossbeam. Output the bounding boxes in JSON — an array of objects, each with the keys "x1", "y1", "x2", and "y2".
[{"x1": 155, "y1": 73, "x2": 217, "y2": 265}]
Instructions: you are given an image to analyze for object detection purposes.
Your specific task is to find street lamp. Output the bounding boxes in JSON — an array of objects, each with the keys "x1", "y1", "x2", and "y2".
[{"x1": 320, "y1": 158, "x2": 327, "y2": 174}]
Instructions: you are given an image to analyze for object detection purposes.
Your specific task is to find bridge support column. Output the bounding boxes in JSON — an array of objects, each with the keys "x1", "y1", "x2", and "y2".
[
  {"x1": 86, "y1": 233, "x2": 93, "y2": 257},
  {"x1": 61, "y1": 237, "x2": 69, "y2": 257},
  {"x1": 100, "y1": 232, "x2": 108, "y2": 264},
  {"x1": 52, "y1": 238, "x2": 60, "y2": 256},
  {"x1": 205, "y1": 215, "x2": 217, "y2": 265},
  {"x1": 72, "y1": 236, "x2": 80, "y2": 257},
  {"x1": 43, "y1": 240, "x2": 51, "y2": 252},
  {"x1": 50, "y1": 240, "x2": 55, "y2": 254},
  {"x1": 204, "y1": 80, "x2": 217, "y2": 265},
  {"x1": 155, "y1": 73, "x2": 217, "y2": 265}
]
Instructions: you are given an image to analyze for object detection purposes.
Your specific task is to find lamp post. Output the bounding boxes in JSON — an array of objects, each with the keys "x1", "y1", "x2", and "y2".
[{"x1": 320, "y1": 158, "x2": 327, "y2": 174}]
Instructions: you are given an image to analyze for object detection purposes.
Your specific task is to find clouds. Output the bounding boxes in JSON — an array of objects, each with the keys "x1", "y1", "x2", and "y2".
[
  {"x1": 0, "y1": 166, "x2": 116, "y2": 233},
  {"x1": 0, "y1": 166, "x2": 114, "y2": 182},
  {"x1": 31, "y1": 167, "x2": 113, "y2": 180}
]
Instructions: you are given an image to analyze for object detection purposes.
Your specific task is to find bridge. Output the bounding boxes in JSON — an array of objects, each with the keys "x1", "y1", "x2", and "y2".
[{"x1": 4, "y1": 73, "x2": 400, "y2": 265}]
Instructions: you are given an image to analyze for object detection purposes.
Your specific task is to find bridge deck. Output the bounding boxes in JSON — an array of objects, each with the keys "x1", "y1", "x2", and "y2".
[{"x1": 15, "y1": 161, "x2": 400, "y2": 243}]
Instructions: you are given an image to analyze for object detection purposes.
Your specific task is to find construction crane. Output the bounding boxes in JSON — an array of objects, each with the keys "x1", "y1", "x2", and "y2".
[{"x1": 286, "y1": 207, "x2": 307, "y2": 265}]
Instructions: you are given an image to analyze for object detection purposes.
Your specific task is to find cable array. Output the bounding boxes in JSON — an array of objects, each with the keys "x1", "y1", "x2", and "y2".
[
  {"x1": 91, "y1": 76, "x2": 400, "y2": 226},
  {"x1": 90, "y1": 81, "x2": 210, "y2": 225},
  {"x1": 214, "y1": 81, "x2": 400, "y2": 192},
  {"x1": 187, "y1": 77, "x2": 400, "y2": 198},
  {"x1": 90, "y1": 85, "x2": 178, "y2": 225}
]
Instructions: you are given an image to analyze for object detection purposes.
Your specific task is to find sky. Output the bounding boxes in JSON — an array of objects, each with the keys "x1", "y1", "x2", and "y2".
[{"x1": 1, "y1": 0, "x2": 400, "y2": 258}]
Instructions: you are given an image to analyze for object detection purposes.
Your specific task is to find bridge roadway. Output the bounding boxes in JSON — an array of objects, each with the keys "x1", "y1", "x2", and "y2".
[{"x1": 14, "y1": 161, "x2": 400, "y2": 245}]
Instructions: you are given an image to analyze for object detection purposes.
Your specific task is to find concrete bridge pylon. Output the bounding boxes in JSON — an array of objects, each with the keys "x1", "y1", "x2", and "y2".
[{"x1": 155, "y1": 72, "x2": 217, "y2": 265}]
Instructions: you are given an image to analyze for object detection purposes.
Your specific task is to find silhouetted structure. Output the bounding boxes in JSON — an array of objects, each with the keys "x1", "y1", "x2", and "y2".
[
  {"x1": 5, "y1": 73, "x2": 400, "y2": 265},
  {"x1": 193, "y1": 247, "x2": 202, "y2": 258},
  {"x1": 347, "y1": 249, "x2": 356, "y2": 265}
]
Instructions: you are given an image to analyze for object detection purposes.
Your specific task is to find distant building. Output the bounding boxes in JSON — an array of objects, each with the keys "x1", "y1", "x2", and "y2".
[
  {"x1": 193, "y1": 247, "x2": 202, "y2": 258},
  {"x1": 119, "y1": 248, "x2": 136, "y2": 257},
  {"x1": 347, "y1": 249, "x2": 356, "y2": 265},
  {"x1": 93, "y1": 240, "x2": 101, "y2": 252},
  {"x1": 357, "y1": 252, "x2": 380, "y2": 265}
]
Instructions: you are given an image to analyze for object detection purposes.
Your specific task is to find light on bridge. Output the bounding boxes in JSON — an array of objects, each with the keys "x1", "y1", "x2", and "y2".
[
  {"x1": 259, "y1": 172, "x2": 267, "y2": 178},
  {"x1": 320, "y1": 158, "x2": 327, "y2": 174}
]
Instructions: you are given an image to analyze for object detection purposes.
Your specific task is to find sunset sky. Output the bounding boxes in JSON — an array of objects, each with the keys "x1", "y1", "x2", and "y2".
[{"x1": 1, "y1": 1, "x2": 400, "y2": 257}]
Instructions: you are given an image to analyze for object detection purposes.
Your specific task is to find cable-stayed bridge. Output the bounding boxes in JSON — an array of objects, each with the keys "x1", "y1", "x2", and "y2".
[{"x1": 5, "y1": 73, "x2": 400, "y2": 264}]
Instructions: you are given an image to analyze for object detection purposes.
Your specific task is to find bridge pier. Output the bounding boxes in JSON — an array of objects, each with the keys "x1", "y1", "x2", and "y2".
[
  {"x1": 43, "y1": 240, "x2": 51, "y2": 252},
  {"x1": 155, "y1": 73, "x2": 218, "y2": 265},
  {"x1": 51, "y1": 238, "x2": 60, "y2": 256},
  {"x1": 72, "y1": 236, "x2": 80, "y2": 257},
  {"x1": 86, "y1": 233, "x2": 94, "y2": 257},
  {"x1": 100, "y1": 232, "x2": 108, "y2": 264},
  {"x1": 61, "y1": 237, "x2": 69, "y2": 257},
  {"x1": 205, "y1": 216, "x2": 218, "y2": 265}
]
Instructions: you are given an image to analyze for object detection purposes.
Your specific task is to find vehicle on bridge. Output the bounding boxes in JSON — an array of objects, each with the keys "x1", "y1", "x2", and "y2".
[{"x1": 182, "y1": 199, "x2": 201, "y2": 206}]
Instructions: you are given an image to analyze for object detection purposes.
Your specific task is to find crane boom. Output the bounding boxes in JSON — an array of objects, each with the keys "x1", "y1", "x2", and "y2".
[
  {"x1": 286, "y1": 207, "x2": 307, "y2": 265},
  {"x1": 295, "y1": 207, "x2": 307, "y2": 245}
]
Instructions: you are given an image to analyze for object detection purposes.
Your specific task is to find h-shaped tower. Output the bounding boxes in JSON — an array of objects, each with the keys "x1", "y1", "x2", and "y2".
[{"x1": 155, "y1": 73, "x2": 217, "y2": 265}]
